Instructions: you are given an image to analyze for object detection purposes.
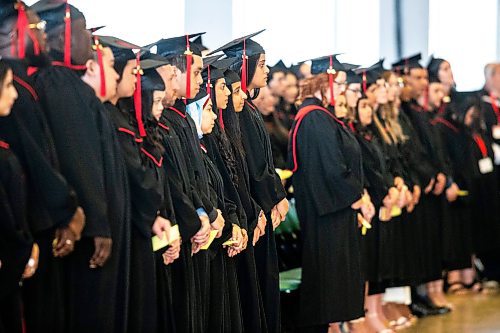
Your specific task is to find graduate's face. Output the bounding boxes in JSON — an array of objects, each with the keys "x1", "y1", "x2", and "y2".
[
  {"x1": 373, "y1": 79, "x2": 388, "y2": 105},
  {"x1": 299, "y1": 63, "x2": 312, "y2": 79},
  {"x1": 116, "y1": 59, "x2": 137, "y2": 99},
  {"x1": 254, "y1": 86, "x2": 276, "y2": 116},
  {"x1": 284, "y1": 73, "x2": 298, "y2": 104},
  {"x1": 345, "y1": 83, "x2": 362, "y2": 108},
  {"x1": 0, "y1": 69, "x2": 18, "y2": 117},
  {"x1": 464, "y1": 106, "x2": 480, "y2": 128},
  {"x1": 191, "y1": 55, "x2": 203, "y2": 97},
  {"x1": 232, "y1": 82, "x2": 247, "y2": 112},
  {"x1": 152, "y1": 90, "x2": 166, "y2": 121},
  {"x1": 334, "y1": 94, "x2": 348, "y2": 118},
  {"x1": 386, "y1": 73, "x2": 400, "y2": 102},
  {"x1": 102, "y1": 47, "x2": 120, "y2": 101},
  {"x1": 334, "y1": 72, "x2": 347, "y2": 100},
  {"x1": 438, "y1": 61, "x2": 454, "y2": 87},
  {"x1": 408, "y1": 68, "x2": 429, "y2": 98},
  {"x1": 157, "y1": 65, "x2": 179, "y2": 108},
  {"x1": 250, "y1": 53, "x2": 269, "y2": 89},
  {"x1": 428, "y1": 82, "x2": 445, "y2": 109},
  {"x1": 357, "y1": 98, "x2": 373, "y2": 126},
  {"x1": 268, "y1": 71, "x2": 287, "y2": 97},
  {"x1": 201, "y1": 98, "x2": 217, "y2": 134},
  {"x1": 215, "y1": 78, "x2": 231, "y2": 109}
]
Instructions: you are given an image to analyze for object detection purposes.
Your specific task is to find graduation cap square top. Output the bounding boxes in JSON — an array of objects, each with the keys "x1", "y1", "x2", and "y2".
[
  {"x1": 203, "y1": 57, "x2": 237, "y2": 97},
  {"x1": 153, "y1": 32, "x2": 206, "y2": 58},
  {"x1": 269, "y1": 59, "x2": 288, "y2": 76},
  {"x1": 32, "y1": 0, "x2": 86, "y2": 67},
  {"x1": 207, "y1": 29, "x2": 265, "y2": 92},
  {"x1": 310, "y1": 54, "x2": 345, "y2": 106},
  {"x1": 354, "y1": 59, "x2": 385, "y2": 93},
  {"x1": 0, "y1": 0, "x2": 45, "y2": 59},
  {"x1": 391, "y1": 53, "x2": 423, "y2": 74},
  {"x1": 427, "y1": 54, "x2": 446, "y2": 83}
]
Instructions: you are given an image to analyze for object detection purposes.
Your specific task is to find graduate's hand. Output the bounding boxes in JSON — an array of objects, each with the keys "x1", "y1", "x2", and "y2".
[
  {"x1": 361, "y1": 199, "x2": 376, "y2": 223},
  {"x1": 351, "y1": 197, "x2": 364, "y2": 210},
  {"x1": 271, "y1": 207, "x2": 281, "y2": 230},
  {"x1": 53, "y1": 226, "x2": 76, "y2": 258},
  {"x1": 276, "y1": 198, "x2": 289, "y2": 222},
  {"x1": 89, "y1": 237, "x2": 112, "y2": 268},
  {"x1": 152, "y1": 216, "x2": 172, "y2": 241},
  {"x1": 413, "y1": 185, "x2": 421, "y2": 205},
  {"x1": 446, "y1": 182, "x2": 459, "y2": 202},
  {"x1": 241, "y1": 229, "x2": 249, "y2": 250},
  {"x1": 433, "y1": 173, "x2": 446, "y2": 195},
  {"x1": 68, "y1": 207, "x2": 86, "y2": 241},
  {"x1": 394, "y1": 177, "x2": 405, "y2": 190},
  {"x1": 406, "y1": 189, "x2": 415, "y2": 212},
  {"x1": 162, "y1": 238, "x2": 181, "y2": 265},
  {"x1": 23, "y1": 243, "x2": 39, "y2": 279},
  {"x1": 424, "y1": 178, "x2": 435, "y2": 194},
  {"x1": 227, "y1": 224, "x2": 243, "y2": 257},
  {"x1": 191, "y1": 215, "x2": 211, "y2": 253},
  {"x1": 257, "y1": 211, "x2": 267, "y2": 235},
  {"x1": 211, "y1": 209, "x2": 225, "y2": 239},
  {"x1": 252, "y1": 227, "x2": 262, "y2": 246},
  {"x1": 397, "y1": 185, "x2": 408, "y2": 208}
]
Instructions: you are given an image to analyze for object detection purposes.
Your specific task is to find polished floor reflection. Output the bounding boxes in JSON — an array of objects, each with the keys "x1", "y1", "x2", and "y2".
[{"x1": 406, "y1": 293, "x2": 500, "y2": 333}]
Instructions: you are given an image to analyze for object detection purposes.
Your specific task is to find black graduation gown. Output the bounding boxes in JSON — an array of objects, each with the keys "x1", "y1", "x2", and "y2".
[
  {"x1": 0, "y1": 139, "x2": 32, "y2": 333},
  {"x1": 432, "y1": 115, "x2": 475, "y2": 270},
  {"x1": 0, "y1": 59, "x2": 78, "y2": 332},
  {"x1": 353, "y1": 125, "x2": 393, "y2": 284},
  {"x1": 158, "y1": 116, "x2": 203, "y2": 333},
  {"x1": 287, "y1": 98, "x2": 365, "y2": 326},
  {"x1": 206, "y1": 122, "x2": 268, "y2": 333},
  {"x1": 32, "y1": 64, "x2": 130, "y2": 333},
  {"x1": 402, "y1": 100, "x2": 448, "y2": 281},
  {"x1": 106, "y1": 102, "x2": 175, "y2": 332},
  {"x1": 239, "y1": 99, "x2": 286, "y2": 333},
  {"x1": 200, "y1": 141, "x2": 244, "y2": 333}
]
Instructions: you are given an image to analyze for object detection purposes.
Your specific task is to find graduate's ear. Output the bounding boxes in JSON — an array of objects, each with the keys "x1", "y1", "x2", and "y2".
[{"x1": 85, "y1": 59, "x2": 98, "y2": 77}]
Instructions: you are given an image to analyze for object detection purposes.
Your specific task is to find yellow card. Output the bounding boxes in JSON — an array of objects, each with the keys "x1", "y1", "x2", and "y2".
[
  {"x1": 151, "y1": 225, "x2": 180, "y2": 252},
  {"x1": 222, "y1": 239, "x2": 239, "y2": 247},
  {"x1": 276, "y1": 168, "x2": 293, "y2": 180},
  {"x1": 200, "y1": 230, "x2": 219, "y2": 250},
  {"x1": 457, "y1": 190, "x2": 469, "y2": 197},
  {"x1": 391, "y1": 206, "x2": 402, "y2": 217}
]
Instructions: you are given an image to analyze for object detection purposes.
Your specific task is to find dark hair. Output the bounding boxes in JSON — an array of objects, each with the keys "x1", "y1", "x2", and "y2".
[
  {"x1": 165, "y1": 54, "x2": 194, "y2": 73},
  {"x1": 141, "y1": 88, "x2": 165, "y2": 155},
  {"x1": 222, "y1": 84, "x2": 245, "y2": 161},
  {"x1": 0, "y1": 60, "x2": 10, "y2": 98}
]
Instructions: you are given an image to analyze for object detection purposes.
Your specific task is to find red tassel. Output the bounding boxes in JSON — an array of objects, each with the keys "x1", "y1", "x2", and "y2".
[
  {"x1": 94, "y1": 37, "x2": 106, "y2": 98},
  {"x1": 64, "y1": 3, "x2": 72, "y2": 66},
  {"x1": 362, "y1": 71, "x2": 367, "y2": 94},
  {"x1": 241, "y1": 39, "x2": 247, "y2": 92},
  {"x1": 219, "y1": 108, "x2": 224, "y2": 130},
  {"x1": 185, "y1": 35, "x2": 193, "y2": 99},
  {"x1": 328, "y1": 55, "x2": 335, "y2": 106},
  {"x1": 134, "y1": 54, "x2": 146, "y2": 137},
  {"x1": 206, "y1": 65, "x2": 211, "y2": 97},
  {"x1": 27, "y1": 28, "x2": 40, "y2": 56},
  {"x1": 16, "y1": 3, "x2": 28, "y2": 59}
]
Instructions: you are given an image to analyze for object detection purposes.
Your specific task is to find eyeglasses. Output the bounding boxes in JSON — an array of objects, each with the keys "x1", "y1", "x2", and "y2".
[{"x1": 28, "y1": 20, "x2": 46, "y2": 31}]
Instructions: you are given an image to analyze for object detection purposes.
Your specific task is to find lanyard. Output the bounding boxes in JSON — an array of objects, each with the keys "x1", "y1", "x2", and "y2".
[{"x1": 473, "y1": 134, "x2": 488, "y2": 158}]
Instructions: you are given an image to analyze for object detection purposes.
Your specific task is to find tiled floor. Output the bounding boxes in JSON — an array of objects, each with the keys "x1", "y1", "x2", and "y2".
[{"x1": 406, "y1": 293, "x2": 500, "y2": 333}]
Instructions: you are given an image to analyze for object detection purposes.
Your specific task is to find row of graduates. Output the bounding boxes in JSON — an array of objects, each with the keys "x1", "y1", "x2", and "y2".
[
  {"x1": 273, "y1": 52, "x2": 500, "y2": 332},
  {"x1": 0, "y1": 1, "x2": 290, "y2": 333}
]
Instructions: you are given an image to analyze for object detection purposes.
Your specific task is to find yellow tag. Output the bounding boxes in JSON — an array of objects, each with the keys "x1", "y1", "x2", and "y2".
[
  {"x1": 276, "y1": 168, "x2": 293, "y2": 180},
  {"x1": 391, "y1": 206, "x2": 402, "y2": 217},
  {"x1": 457, "y1": 190, "x2": 469, "y2": 197},
  {"x1": 200, "y1": 230, "x2": 219, "y2": 250},
  {"x1": 151, "y1": 225, "x2": 180, "y2": 252},
  {"x1": 362, "y1": 226, "x2": 368, "y2": 236},
  {"x1": 222, "y1": 239, "x2": 239, "y2": 247}
]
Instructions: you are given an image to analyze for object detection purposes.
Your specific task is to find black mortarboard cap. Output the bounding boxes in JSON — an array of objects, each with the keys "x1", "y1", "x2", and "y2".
[
  {"x1": 391, "y1": 53, "x2": 423, "y2": 73},
  {"x1": 427, "y1": 54, "x2": 445, "y2": 83},
  {"x1": 87, "y1": 25, "x2": 105, "y2": 33},
  {"x1": 207, "y1": 29, "x2": 265, "y2": 58},
  {"x1": 153, "y1": 32, "x2": 205, "y2": 58},
  {"x1": 310, "y1": 54, "x2": 345, "y2": 75},
  {"x1": 269, "y1": 59, "x2": 288, "y2": 77},
  {"x1": 95, "y1": 35, "x2": 142, "y2": 63},
  {"x1": 355, "y1": 59, "x2": 385, "y2": 91},
  {"x1": 192, "y1": 34, "x2": 208, "y2": 51},
  {"x1": 224, "y1": 68, "x2": 240, "y2": 86},
  {"x1": 0, "y1": 0, "x2": 17, "y2": 23},
  {"x1": 32, "y1": 0, "x2": 84, "y2": 32},
  {"x1": 341, "y1": 62, "x2": 360, "y2": 71},
  {"x1": 346, "y1": 70, "x2": 362, "y2": 84},
  {"x1": 141, "y1": 68, "x2": 165, "y2": 92}
]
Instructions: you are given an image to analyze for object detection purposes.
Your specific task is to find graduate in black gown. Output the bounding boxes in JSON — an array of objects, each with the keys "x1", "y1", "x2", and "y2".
[
  {"x1": 287, "y1": 69, "x2": 372, "y2": 332},
  {"x1": 209, "y1": 31, "x2": 289, "y2": 333},
  {"x1": 31, "y1": 3, "x2": 131, "y2": 331},
  {"x1": 186, "y1": 89, "x2": 245, "y2": 332},
  {"x1": 0, "y1": 5, "x2": 86, "y2": 332},
  {"x1": 219, "y1": 68, "x2": 270, "y2": 333},
  {"x1": 0, "y1": 59, "x2": 33, "y2": 333}
]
